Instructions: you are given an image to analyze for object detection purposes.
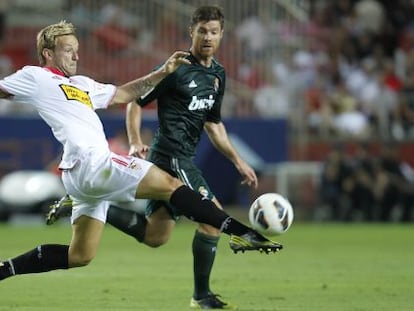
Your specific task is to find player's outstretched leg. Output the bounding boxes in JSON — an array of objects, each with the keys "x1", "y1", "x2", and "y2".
[
  {"x1": 169, "y1": 185, "x2": 283, "y2": 254},
  {"x1": 46, "y1": 195, "x2": 73, "y2": 225},
  {"x1": 47, "y1": 186, "x2": 283, "y2": 254}
]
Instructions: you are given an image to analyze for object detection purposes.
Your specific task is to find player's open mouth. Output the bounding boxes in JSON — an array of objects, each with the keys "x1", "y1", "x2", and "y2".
[{"x1": 201, "y1": 46, "x2": 213, "y2": 51}]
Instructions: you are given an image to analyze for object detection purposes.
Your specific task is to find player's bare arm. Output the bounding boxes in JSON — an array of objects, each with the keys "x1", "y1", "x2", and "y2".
[
  {"x1": 126, "y1": 102, "x2": 148, "y2": 159},
  {"x1": 204, "y1": 121, "x2": 258, "y2": 188},
  {"x1": 111, "y1": 51, "x2": 190, "y2": 106}
]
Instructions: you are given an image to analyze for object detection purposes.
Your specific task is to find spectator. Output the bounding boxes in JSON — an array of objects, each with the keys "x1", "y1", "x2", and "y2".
[
  {"x1": 0, "y1": 0, "x2": 12, "y2": 79},
  {"x1": 353, "y1": 0, "x2": 385, "y2": 36},
  {"x1": 320, "y1": 145, "x2": 353, "y2": 221},
  {"x1": 235, "y1": 5, "x2": 276, "y2": 61},
  {"x1": 253, "y1": 64, "x2": 291, "y2": 119},
  {"x1": 374, "y1": 145, "x2": 414, "y2": 222},
  {"x1": 392, "y1": 69, "x2": 414, "y2": 139},
  {"x1": 92, "y1": 2, "x2": 140, "y2": 53},
  {"x1": 343, "y1": 143, "x2": 376, "y2": 221},
  {"x1": 303, "y1": 75, "x2": 331, "y2": 136},
  {"x1": 327, "y1": 75, "x2": 371, "y2": 138}
]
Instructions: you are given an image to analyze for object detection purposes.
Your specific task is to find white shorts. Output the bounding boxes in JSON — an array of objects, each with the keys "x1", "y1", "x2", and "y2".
[{"x1": 61, "y1": 148, "x2": 153, "y2": 224}]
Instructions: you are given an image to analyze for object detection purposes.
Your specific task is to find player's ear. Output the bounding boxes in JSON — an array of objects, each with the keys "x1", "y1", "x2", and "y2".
[
  {"x1": 42, "y1": 48, "x2": 53, "y2": 62},
  {"x1": 189, "y1": 26, "x2": 193, "y2": 38}
]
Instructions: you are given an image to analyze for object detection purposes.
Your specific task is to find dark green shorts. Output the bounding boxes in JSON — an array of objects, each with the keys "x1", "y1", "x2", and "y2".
[{"x1": 146, "y1": 150, "x2": 214, "y2": 220}]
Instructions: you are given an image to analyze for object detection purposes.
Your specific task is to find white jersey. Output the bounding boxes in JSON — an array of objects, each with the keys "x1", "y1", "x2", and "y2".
[{"x1": 0, "y1": 66, "x2": 116, "y2": 169}]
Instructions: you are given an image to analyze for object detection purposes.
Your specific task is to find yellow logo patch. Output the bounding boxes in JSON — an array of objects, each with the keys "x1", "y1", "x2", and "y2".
[{"x1": 60, "y1": 84, "x2": 92, "y2": 108}]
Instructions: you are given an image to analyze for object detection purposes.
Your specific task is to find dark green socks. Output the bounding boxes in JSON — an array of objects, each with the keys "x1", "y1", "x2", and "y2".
[{"x1": 192, "y1": 230, "x2": 220, "y2": 299}]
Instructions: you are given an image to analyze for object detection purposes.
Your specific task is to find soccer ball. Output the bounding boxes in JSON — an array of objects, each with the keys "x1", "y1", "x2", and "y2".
[{"x1": 248, "y1": 193, "x2": 294, "y2": 236}]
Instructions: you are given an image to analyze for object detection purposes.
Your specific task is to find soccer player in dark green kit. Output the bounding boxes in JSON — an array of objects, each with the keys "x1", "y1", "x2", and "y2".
[
  {"x1": 47, "y1": 6, "x2": 282, "y2": 309},
  {"x1": 128, "y1": 6, "x2": 257, "y2": 309}
]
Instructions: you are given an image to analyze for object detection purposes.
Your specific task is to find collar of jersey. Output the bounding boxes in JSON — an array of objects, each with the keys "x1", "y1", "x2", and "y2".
[
  {"x1": 188, "y1": 52, "x2": 213, "y2": 69},
  {"x1": 43, "y1": 66, "x2": 67, "y2": 77}
]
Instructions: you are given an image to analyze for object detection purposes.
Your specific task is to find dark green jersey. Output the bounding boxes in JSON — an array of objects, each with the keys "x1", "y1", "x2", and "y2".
[{"x1": 137, "y1": 54, "x2": 225, "y2": 158}]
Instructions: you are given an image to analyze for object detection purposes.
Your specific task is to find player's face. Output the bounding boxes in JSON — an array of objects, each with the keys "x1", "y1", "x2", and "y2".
[
  {"x1": 190, "y1": 20, "x2": 223, "y2": 62},
  {"x1": 49, "y1": 35, "x2": 79, "y2": 76}
]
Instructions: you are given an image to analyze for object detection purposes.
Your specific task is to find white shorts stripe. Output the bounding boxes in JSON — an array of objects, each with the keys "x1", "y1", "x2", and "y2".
[{"x1": 171, "y1": 157, "x2": 193, "y2": 190}]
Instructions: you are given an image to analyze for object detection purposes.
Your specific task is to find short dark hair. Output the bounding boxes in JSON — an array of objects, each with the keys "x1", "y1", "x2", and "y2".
[{"x1": 191, "y1": 5, "x2": 224, "y2": 29}]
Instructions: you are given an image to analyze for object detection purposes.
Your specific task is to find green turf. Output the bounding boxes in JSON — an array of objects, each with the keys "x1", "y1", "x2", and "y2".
[{"x1": 0, "y1": 219, "x2": 413, "y2": 311}]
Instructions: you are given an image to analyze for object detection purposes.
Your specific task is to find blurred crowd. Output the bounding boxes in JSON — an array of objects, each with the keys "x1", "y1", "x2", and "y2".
[
  {"x1": 1, "y1": 0, "x2": 414, "y2": 141},
  {"x1": 320, "y1": 142, "x2": 414, "y2": 222},
  {"x1": 228, "y1": 0, "x2": 414, "y2": 141},
  {"x1": 290, "y1": 0, "x2": 414, "y2": 141}
]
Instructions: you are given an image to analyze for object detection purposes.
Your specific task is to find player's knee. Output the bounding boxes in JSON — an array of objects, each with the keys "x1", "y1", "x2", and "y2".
[
  {"x1": 169, "y1": 176, "x2": 184, "y2": 192},
  {"x1": 143, "y1": 208, "x2": 174, "y2": 247},
  {"x1": 144, "y1": 233, "x2": 170, "y2": 248},
  {"x1": 69, "y1": 252, "x2": 95, "y2": 267}
]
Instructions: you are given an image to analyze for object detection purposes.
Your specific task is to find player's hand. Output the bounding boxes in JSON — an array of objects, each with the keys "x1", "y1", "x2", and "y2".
[
  {"x1": 237, "y1": 160, "x2": 258, "y2": 189},
  {"x1": 162, "y1": 51, "x2": 191, "y2": 74},
  {"x1": 129, "y1": 143, "x2": 149, "y2": 159}
]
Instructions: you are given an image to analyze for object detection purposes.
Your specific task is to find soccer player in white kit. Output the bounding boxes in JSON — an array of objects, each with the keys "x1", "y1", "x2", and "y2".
[{"x1": 0, "y1": 21, "x2": 281, "y2": 282}]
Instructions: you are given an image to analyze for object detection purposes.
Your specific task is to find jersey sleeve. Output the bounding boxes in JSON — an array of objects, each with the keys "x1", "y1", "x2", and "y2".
[
  {"x1": 0, "y1": 66, "x2": 38, "y2": 100},
  {"x1": 79, "y1": 76, "x2": 116, "y2": 110}
]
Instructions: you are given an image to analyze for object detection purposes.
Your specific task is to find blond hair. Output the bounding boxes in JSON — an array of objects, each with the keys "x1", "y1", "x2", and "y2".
[{"x1": 36, "y1": 21, "x2": 76, "y2": 66}]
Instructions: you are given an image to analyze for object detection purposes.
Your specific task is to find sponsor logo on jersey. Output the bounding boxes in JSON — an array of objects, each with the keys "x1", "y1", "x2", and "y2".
[
  {"x1": 60, "y1": 84, "x2": 92, "y2": 109},
  {"x1": 188, "y1": 95, "x2": 215, "y2": 111},
  {"x1": 189, "y1": 80, "x2": 198, "y2": 88}
]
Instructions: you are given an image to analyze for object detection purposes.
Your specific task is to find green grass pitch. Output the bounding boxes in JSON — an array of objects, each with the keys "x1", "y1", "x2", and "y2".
[{"x1": 0, "y1": 216, "x2": 413, "y2": 311}]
